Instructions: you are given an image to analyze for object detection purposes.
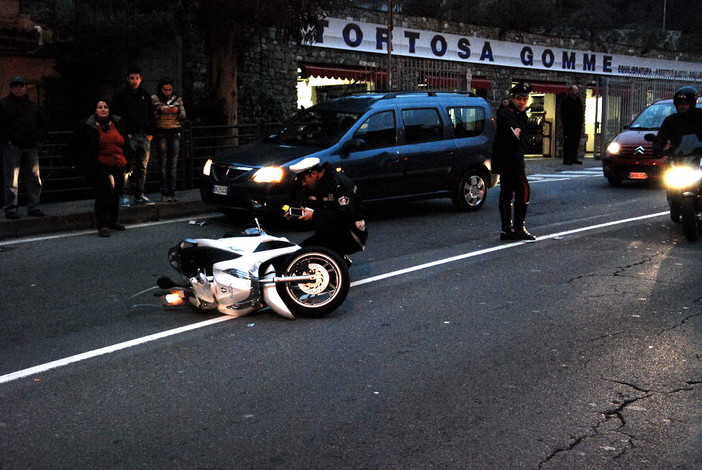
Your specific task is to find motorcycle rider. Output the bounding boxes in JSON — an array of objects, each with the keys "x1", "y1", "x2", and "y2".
[
  {"x1": 288, "y1": 157, "x2": 368, "y2": 265},
  {"x1": 653, "y1": 86, "x2": 702, "y2": 158}
]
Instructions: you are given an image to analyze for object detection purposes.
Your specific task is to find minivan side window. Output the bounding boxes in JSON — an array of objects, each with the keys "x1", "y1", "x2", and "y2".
[
  {"x1": 447, "y1": 106, "x2": 485, "y2": 138},
  {"x1": 402, "y1": 108, "x2": 443, "y2": 144},
  {"x1": 354, "y1": 111, "x2": 396, "y2": 149}
]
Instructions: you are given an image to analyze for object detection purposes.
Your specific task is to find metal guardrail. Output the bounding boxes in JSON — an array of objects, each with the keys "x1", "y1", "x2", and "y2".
[{"x1": 4, "y1": 121, "x2": 279, "y2": 205}]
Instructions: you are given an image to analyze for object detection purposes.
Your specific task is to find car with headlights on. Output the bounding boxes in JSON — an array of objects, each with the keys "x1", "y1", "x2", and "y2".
[
  {"x1": 200, "y1": 91, "x2": 496, "y2": 219},
  {"x1": 603, "y1": 97, "x2": 702, "y2": 186}
]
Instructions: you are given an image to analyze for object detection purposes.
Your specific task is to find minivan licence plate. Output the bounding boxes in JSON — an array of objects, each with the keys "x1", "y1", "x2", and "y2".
[
  {"x1": 213, "y1": 184, "x2": 228, "y2": 195},
  {"x1": 629, "y1": 172, "x2": 648, "y2": 180}
]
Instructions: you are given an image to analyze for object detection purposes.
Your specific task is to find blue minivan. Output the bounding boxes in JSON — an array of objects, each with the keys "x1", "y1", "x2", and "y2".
[{"x1": 201, "y1": 91, "x2": 497, "y2": 217}]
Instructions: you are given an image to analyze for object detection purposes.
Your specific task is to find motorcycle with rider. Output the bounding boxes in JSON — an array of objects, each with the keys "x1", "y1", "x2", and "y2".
[{"x1": 652, "y1": 86, "x2": 702, "y2": 241}]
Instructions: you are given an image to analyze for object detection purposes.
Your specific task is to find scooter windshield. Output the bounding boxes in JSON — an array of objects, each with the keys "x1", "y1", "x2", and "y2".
[{"x1": 671, "y1": 133, "x2": 702, "y2": 157}]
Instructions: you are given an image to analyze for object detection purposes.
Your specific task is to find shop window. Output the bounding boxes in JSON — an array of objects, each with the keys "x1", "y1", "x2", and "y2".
[
  {"x1": 354, "y1": 111, "x2": 396, "y2": 149},
  {"x1": 447, "y1": 106, "x2": 486, "y2": 138},
  {"x1": 401, "y1": 108, "x2": 443, "y2": 144}
]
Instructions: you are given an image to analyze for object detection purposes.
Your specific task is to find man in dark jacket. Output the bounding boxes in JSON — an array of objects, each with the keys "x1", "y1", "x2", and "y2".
[
  {"x1": 111, "y1": 67, "x2": 154, "y2": 206},
  {"x1": 288, "y1": 157, "x2": 368, "y2": 265},
  {"x1": 560, "y1": 85, "x2": 584, "y2": 165},
  {"x1": 0, "y1": 76, "x2": 45, "y2": 219},
  {"x1": 492, "y1": 81, "x2": 536, "y2": 241}
]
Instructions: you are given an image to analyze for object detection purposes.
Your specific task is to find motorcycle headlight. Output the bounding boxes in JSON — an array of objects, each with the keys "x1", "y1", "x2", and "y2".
[
  {"x1": 203, "y1": 159, "x2": 213, "y2": 176},
  {"x1": 664, "y1": 166, "x2": 702, "y2": 189},
  {"x1": 252, "y1": 166, "x2": 285, "y2": 183},
  {"x1": 606, "y1": 142, "x2": 621, "y2": 155}
]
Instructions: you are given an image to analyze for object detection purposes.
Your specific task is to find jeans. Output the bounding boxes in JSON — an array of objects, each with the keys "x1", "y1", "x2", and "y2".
[
  {"x1": 1, "y1": 143, "x2": 42, "y2": 215},
  {"x1": 154, "y1": 133, "x2": 181, "y2": 195},
  {"x1": 126, "y1": 133, "x2": 151, "y2": 198}
]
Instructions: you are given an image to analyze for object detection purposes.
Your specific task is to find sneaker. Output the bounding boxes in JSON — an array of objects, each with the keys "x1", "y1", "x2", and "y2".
[
  {"x1": 98, "y1": 227, "x2": 110, "y2": 237},
  {"x1": 161, "y1": 194, "x2": 170, "y2": 203},
  {"x1": 28, "y1": 208, "x2": 45, "y2": 217},
  {"x1": 120, "y1": 196, "x2": 131, "y2": 207},
  {"x1": 109, "y1": 222, "x2": 126, "y2": 231},
  {"x1": 6, "y1": 212, "x2": 19, "y2": 220},
  {"x1": 134, "y1": 195, "x2": 156, "y2": 206},
  {"x1": 170, "y1": 194, "x2": 179, "y2": 202}
]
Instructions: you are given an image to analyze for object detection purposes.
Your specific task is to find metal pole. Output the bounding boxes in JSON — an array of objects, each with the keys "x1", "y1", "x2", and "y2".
[
  {"x1": 387, "y1": 0, "x2": 393, "y2": 90},
  {"x1": 662, "y1": 0, "x2": 667, "y2": 31}
]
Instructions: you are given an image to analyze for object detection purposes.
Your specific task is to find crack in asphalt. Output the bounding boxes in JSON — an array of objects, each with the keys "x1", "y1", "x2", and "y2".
[
  {"x1": 657, "y1": 310, "x2": 702, "y2": 334},
  {"x1": 536, "y1": 379, "x2": 700, "y2": 469}
]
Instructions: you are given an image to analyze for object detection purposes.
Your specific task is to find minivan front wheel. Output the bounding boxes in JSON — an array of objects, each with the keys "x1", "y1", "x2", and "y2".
[{"x1": 453, "y1": 170, "x2": 487, "y2": 211}]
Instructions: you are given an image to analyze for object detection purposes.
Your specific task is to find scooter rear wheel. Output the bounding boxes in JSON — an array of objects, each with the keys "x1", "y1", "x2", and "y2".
[{"x1": 276, "y1": 247, "x2": 350, "y2": 317}]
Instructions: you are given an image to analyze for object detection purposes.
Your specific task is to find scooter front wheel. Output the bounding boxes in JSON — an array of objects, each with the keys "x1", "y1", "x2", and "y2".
[
  {"x1": 681, "y1": 197, "x2": 700, "y2": 242},
  {"x1": 276, "y1": 247, "x2": 350, "y2": 317}
]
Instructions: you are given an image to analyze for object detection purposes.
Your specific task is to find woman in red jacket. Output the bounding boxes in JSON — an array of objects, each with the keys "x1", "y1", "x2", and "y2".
[{"x1": 70, "y1": 100, "x2": 133, "y2": 237}]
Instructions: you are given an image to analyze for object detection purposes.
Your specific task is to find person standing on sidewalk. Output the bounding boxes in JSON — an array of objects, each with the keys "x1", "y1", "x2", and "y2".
[
  {"x1": 151, "y1": 78, "x2": 186, "y2": 202},
  {"x1": 560, "y1": 85, "x2": 584, "y2": 165},
  {"x1": 0, "y1": 75, "x2": 45, "y2": 219},
  {"x1": 111, "y1": 67, "x2": 154, "y2": 206},
  {"x1": 492, "y1": 81, "x2": 536, "y2": 241},
  {"x1": 69, "y1": 100, "x2": 133, "y2": 237}
]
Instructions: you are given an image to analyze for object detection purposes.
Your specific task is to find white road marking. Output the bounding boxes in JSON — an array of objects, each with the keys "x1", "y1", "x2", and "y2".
[
  {"x1": 0, "y1": 211, "x2": 669, "y2": 385},
  {"x1": 0, "y1": 317, "x2": 234, "y2": 384}
]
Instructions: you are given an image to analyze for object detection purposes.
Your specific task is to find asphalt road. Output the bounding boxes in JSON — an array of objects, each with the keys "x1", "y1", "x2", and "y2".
[{"x1": 1, "y1": 166, "x2": 701, "y2": 469}]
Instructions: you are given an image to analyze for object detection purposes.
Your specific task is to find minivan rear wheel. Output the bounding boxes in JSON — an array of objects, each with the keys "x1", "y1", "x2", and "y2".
[{"x1": 453, "y1": 170, "x2": 487, "y2": 211}]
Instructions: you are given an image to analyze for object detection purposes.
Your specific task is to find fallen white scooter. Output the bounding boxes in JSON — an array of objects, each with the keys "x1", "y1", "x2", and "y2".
[{"x1": 157, "y1": 222, "x2": 350, "y2": 319}]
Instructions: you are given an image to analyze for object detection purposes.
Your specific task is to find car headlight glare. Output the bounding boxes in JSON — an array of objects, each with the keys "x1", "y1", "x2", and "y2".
[
  {"x1": 606, "y1": 142, "x2": 621, "y2": 155},
  {"x1": 203, "y1": 159, "x2": 213, "y2": 176},
  {"x1": 663, "y1": 166, "x2": 702, "y2": 189},
  {"x1": 252, "y1": 166, "x2": 285, "y2": 183}
]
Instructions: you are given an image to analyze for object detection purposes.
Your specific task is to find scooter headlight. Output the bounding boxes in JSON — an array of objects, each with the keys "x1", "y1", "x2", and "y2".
[
  {"x1": 223, "y1": 268, "x2": 252, "y2": 280},
  {"x1": 664, "y1": 166, "x2": 702, "y2": 189}
]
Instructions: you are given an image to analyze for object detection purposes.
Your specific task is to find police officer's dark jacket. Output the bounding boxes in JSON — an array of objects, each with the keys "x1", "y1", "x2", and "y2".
[
  {"x1": 294, "y1": 168, "x2": 367, "y2": 246},
  {"x1": 654, "y1": 107, "x2": 702, "y2": 157},
  {"x1": 492, "y1": 102, "x2": 528, "y2": 175}
]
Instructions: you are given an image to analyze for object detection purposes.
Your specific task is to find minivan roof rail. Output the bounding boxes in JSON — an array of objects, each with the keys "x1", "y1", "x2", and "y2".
[{"x1": 342, "y1": 90, "x2": 477, "y2": 99}]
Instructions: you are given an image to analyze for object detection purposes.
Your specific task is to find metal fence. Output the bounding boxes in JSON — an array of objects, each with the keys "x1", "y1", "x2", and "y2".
[
  {"x1": 597, "y1": 77, "x2": 702, "y2": 157},
  {"x1": 3, "y1": 121, "x2": 280, "y2": 205}
]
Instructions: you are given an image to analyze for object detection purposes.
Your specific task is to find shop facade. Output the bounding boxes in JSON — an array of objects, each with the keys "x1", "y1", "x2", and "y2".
[{"x1": 238, "y1": 8, "x2": 702, "y2": 160}]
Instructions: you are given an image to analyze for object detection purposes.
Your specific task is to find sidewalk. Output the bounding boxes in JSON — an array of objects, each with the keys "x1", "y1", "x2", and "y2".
[
  {"x1": 0, "y1": 157, "x2": 602, "y2": 242},
  {"x1": 0, "y1": 189, "x2": 212, "y2": 241}
]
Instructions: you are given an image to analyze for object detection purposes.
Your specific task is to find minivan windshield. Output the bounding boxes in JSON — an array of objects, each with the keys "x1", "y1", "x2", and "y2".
[
  {"x1": 629, "y1": 102, "x2": 676, "y2": 130},
  {"x1": 629, "y1": 101, "x2": 702, "y2": 130},
  {"x1": 270, "y1": 109, "x2": 361, "y2": 148}
]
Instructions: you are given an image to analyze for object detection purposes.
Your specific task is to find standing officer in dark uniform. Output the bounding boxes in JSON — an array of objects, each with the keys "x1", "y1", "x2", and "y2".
[
  {"x1": 287, "y1": 157, "x2": 368, "y2": 265},
  {"x1": 492, "y1": 81, "x2": 536, "y2": 241}
]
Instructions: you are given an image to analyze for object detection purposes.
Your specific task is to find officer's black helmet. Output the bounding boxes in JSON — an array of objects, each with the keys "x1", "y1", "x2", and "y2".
[{"x1": 673, "y1": 86, "x2": 699, "y2": 107}]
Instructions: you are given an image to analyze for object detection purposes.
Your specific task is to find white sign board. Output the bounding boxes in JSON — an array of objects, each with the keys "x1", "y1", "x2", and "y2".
[{"x1": 310, "y1": 18, "x2": 702, "y2": 81}]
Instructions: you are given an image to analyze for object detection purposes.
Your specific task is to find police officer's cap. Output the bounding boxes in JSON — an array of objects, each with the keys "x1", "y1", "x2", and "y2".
[
  {"x1": 9, "y1": 75, "x2": 27, "y2": 86},
  {"x1": 510, "y1": 81, "x2": 532, "y2": 97},
  {"x1": 290, "y1": 157, "x2": 327, "y2": 177}
]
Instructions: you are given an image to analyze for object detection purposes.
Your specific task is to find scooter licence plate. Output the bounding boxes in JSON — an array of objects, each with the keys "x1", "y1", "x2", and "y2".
[{"x1": 213, "y1": 184, "x2": 228, "y2": 195}]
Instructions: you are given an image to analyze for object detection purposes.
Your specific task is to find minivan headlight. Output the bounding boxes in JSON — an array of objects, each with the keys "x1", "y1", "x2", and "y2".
[
  {"x1": 252, "y1": 166, "x2": 285, "y2": 183},
  {"x1": 203, "y1": 159, "x2": 213, "y2": 176},
  {"x1": 606, "y1": 142, "x2": 621, "y2": 155}
]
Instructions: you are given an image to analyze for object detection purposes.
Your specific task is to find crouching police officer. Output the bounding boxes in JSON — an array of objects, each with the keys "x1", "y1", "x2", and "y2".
[
  {"x1": 287, "y1": 157, "x2": 368, "y2": 265},
  {"x1": 492, "y1": 81, "x2": 536, "y2": 241}
]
